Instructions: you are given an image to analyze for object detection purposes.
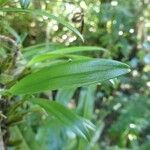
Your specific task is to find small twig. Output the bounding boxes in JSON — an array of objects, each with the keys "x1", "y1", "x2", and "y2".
[
  {"x1": 0, "y1": 35, "x2": 18, "y2": 48},
  {"x1": 0, "y1": 112, "x2": 7, "y2": 120}
]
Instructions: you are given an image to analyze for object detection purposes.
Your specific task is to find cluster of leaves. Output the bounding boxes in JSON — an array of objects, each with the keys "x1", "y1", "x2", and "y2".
[{"x1": 0, "y1": 0, "x2": 150, "y2": 150}]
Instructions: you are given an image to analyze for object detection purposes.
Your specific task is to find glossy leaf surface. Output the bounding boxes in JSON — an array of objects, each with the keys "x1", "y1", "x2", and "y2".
[{"x1": 9, "y1": 59, "x2": 130, "y2": 95}]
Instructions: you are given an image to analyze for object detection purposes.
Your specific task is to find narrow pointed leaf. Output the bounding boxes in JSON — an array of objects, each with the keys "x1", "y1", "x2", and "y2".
[
  {"x1": 77, "y1": 85, "x2": 97, "y2": 119},
  {"x1": 28, "y1": 46, "x2": 106, "y2": 65},
  {"x1": 22, "y1": 43, "x2": 63, "y2": 59},
  {"x1": 28, "y1": 54, "x2": 91, "y2": 66},
  {"x1": 9, "y1": 59, "x2": 130, "y2": 95},
  {"x1": 0, "y1": 8, "x2": 84, "y2": 41},
  {"x1": 31, "y1": 98, "x2": 95, "y2": 140}
]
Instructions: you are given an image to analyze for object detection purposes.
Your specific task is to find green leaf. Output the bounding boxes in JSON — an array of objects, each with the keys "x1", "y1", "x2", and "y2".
[
  {"x1": 9, "y1": 59, "x2": 130, "y2": 95},
  {"x1": 19, "y1": 0, "x2": 31, "y2": 9},
  {"x1": 56, "y1": 87, "x2": 76, "y2": 105},
  {"x1": 31, "y1": 98, "x2": 95, "y2": 140},
  {"x1": 3, "y1": 22, "x2": 21, "y2": 43},
  {"x1": 49, "y1": 46, "x2": 106, "y2": 54},
  {"x1": 22, "y1": 43, "x2": 63, "y2": 59},
  {"x1": 17, "y1": 124, "x2": 39, "y2": 150},
  {"x1": 77, "y1": 85, "x2": 97, "y2": 119},
  {"x1": 9, "y1": 126, "x2": 32, "y2": 150},
  {"x1": 28, "y1": 53, "x2": 91, "y2": 66},
  {"x1": 0, "y1": 8, "x2": 84, "y2": 41},
  {"x1": 0, "y1": 0, "x2": 9, "y2": 6},
  {"x1": 28, "y1": 46, "x2": 106, "y2": 65}
]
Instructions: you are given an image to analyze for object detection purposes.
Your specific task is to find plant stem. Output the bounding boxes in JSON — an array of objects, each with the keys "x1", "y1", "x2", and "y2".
[
  {"x1": 0, "y1": 125, "x2": 4, "y2": 150},
  {"x1": 0, "y1": 35, "x2": 21, "y2": 72}
]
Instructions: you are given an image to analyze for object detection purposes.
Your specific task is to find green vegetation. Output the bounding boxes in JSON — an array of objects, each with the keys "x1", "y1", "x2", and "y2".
[{"x1": 0, "y1": 0, "x2": 150, "y2": 150}]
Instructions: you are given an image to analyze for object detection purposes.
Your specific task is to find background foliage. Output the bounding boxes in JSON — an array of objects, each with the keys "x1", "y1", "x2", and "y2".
[{"x1": 0, "y1": 0, "x2": 150, "y2": 150}]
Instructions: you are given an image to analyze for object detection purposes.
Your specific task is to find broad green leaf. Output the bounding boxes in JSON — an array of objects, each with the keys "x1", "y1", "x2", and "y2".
[
  {"x1": 28, "y1": 54, "x2": 91, "y2": 66},
  {"x1": 0, "y1": 8, "x2": 84, "y2": 41},
  {"x1": 9, "y1": 59, "x2": 130, "y2": 95},
  {"x1": 49, "y1": 46, "x2": 106, "y2": 54},
  {"x1": 19, "y1": 0, "x2": 31, "y2": 9},
  {"x1": 31, "y1": 98, "x2": 95, "y2": 140},
  {"x1": 28, "y1": 46, "x2": 106, "y2": 65}
]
